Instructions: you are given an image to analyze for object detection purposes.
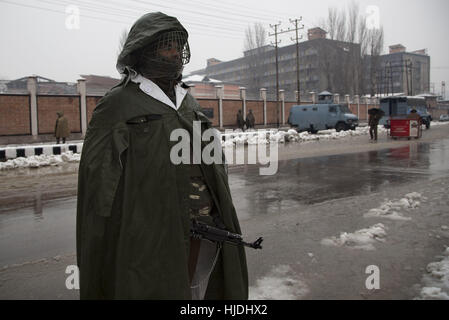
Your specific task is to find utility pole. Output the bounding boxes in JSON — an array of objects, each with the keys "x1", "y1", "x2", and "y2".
[
  {"x1": 389, "y1": 62, "x2": 393, "y2": 96},
  {"x1": 405, "y1": 59, "x2": 410, "y2": 96},
  {"x1": 384, "y1": 63, "x2": 390, "y2": 96},
  {"x1": 442, "y1": 81, "x2": 446, "y2": 100},
  {"x1": 288, "y1": 17, "x2": 304, "y2": 104},
  {"x1": 269, "y1": 22, "x2": 282, "y2": 128}
]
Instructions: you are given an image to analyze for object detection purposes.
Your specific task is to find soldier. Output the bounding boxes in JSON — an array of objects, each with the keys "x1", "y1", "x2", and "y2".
[
  {"x1": 54, "y1": 111, "x2": 70, "y2": 144},
  {"x1": 236, "y1": 109, "x2": 245, "y2": 131},
  {"x1": 246, "y1": 109, "x2": 255, "y2": 130},
  {"x1": 368, "y1": 108, "x2": 382, "y2": 142},
  {"x1": 76, "y1": 12, "x2": 248, "y2": 300}
]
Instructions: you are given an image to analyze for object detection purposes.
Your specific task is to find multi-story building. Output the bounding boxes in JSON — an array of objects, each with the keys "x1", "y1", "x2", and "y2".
[
  {"x1": 365, "y1": 44, "x2": 430, "y2": 96},
  {"x1": 189, "y1": 28, "x2": 361, "y2": 101}
]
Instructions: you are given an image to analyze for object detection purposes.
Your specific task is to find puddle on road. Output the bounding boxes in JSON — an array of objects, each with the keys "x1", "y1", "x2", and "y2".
[
  {"x1": 0, "y1": 197, "x2": 76, "y2": 267},
  {"x1": 230, "y1": 138, "x2": 449, "y2": 220}
]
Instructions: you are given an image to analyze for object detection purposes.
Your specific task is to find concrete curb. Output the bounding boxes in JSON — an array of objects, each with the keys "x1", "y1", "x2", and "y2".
[{"x1": 0, "y1": 143, "x2": 84, "y2": 161}]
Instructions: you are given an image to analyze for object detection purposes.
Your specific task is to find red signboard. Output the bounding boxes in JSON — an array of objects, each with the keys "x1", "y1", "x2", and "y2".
[{"x1": 390, "y1": 119, "x2": 410, "y2": 137}]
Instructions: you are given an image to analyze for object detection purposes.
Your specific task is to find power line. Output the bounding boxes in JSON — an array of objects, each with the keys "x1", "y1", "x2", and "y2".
[
  {"x1": 0, "y1": 0, "x2": 244, "y2": 39},
  {"x1": 35, "y1": 0, "x2": 248, "y2": 35},
  {"x1": 269, "y1": 22, "x2": 282, "y2": 127},
  {"x1": 0, "y1": 0, "x2": 130, "y2": 25},
  {"x1": 129, "y1": 0, "x2": 280, "y2": 28},
  {"x1": 93, "y1": 0, "x2": 257, "y2": 30},
  {"x1": 287, "y1": 18, "x2": 304, "y2": 103},
  {"x1": 182, "y1": 0, "x2": 286, "y2": 21}
]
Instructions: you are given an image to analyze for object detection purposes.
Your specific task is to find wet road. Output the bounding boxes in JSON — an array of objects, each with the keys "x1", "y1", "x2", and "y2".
[
  {"x1": 1, "y1": 139, "x2": 449, "y2": 267},
  {"x1": 233, "y1": 140, "x2": 449, "y2": 221}
]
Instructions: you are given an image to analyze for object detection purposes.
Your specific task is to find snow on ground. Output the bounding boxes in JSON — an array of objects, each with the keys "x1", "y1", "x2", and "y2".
[
  {"x1": 221, "y1": 126, "x2": 385, "y2": 146},
  {"x1": 363, "y1": 192, "x2": 426, "y2": 221},
  {"x1": 320, "y1": 223, "x2": 388, "y2": 251},
  {"x1": 415, "y1": 247, "x2": 449, "y2": 300},
  {"x1": 1, "y1": 121, "x2": 448, "y2": 171},
  {"x1": 0, "y1": 152, "x2": 80, "y2": 170},
  {"x1": 249, "y1": 265, "x2": 309, "y2": 300}
]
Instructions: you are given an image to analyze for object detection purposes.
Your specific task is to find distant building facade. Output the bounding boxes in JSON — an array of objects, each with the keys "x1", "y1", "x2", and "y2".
[
  {"x1": 365, "y1": 44, "x2": 430, "y2": 96},
  {"x1": 189, "y1": 28, "x2": 361, "y2": 101}
]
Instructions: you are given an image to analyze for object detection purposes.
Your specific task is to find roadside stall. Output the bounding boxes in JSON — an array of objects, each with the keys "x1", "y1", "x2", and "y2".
[{"x1": 388, "y1": 114, "x2": 422, "y2": 140}]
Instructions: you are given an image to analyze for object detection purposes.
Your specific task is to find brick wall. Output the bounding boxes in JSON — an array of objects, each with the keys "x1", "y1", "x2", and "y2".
[
  {"x1": 429, "y1": 107, "x2": 449, "y2": 120},
  {"x1": 246, "y1": 100, "x2": 264, "y2": 125},
  {"x1": 0, "y1": 95, "x2": 30, "y2": 135},
  {"x1": 348, "y1": 104, "x2": 378, "y2": 121},
  {"x1": 284, "y1": 102, "x2": 297, "y2": 124},
  {"x1": 87, "y1": 96, "x2": 102, "y2": 124},
  {"x1": 1, "y1": 92, "x2": 382, "y2": 140},
  {"x1": 266, "y1": 101, "x2": 280, "y2": 124},
  {"x1": 197, "y1": 99, "x2": 219, "y2": 127},
  {"x1": 222, "y1": 100, "x2": 243, "y2": 126},
  {"x1": 37, "y1": 96, "x2": 81, "y2": 134}
]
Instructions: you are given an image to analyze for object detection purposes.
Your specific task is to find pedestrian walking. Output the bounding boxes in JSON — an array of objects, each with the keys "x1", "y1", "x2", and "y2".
[{"x1": 368, "y1": 108, "x2": 384, "y2": 142}]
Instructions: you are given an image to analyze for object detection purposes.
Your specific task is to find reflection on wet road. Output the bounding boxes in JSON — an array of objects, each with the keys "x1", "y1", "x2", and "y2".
[
  {"x1": 231, "y1": 140, "x2": 449, "y2": 220},
  {"x1": 0, "y1": 197, "x2": 76, "y2": 266},
  {"x1": 1, "y1": 139, "x2": 449, "y2": 266}
]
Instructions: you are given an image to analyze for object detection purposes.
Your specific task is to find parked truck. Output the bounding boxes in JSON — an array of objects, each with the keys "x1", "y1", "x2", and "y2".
[{"x1": 288, "y1": 103, "x2": 359, "y2": 134}]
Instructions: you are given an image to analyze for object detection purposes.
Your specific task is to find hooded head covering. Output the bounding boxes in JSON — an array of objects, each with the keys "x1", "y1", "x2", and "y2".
[{"x1": 116, "y1": 12, "x2": 190, "y2": 82}]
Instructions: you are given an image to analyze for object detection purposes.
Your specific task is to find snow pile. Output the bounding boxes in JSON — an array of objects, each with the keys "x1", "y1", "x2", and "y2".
[
  {"x1": 0, "y1": 151, "x2": 80, "y2": 170},
  {"x1": 364, "y1": 192, "x2": 426, "y2": 221},
  {"x1": 415, "y1": 247, "x2": 449, "y2": 300},
  {"x1": 222, "y1": 130, "x2": 271, "y2": 146},
  {"x1": 321, "y1": 223, "x2": 388, "y2": 251},
  {"x1": 220, "y1": 126, "x2": 383, "y2": 146},
  {"x1": 249, "y1": 265, "x2": 309, "y2": 300},
  {"x1": 269, "y1": 130, "x2": 287, "y2": 144},
  {"x1": 431, "y1": 120, "x2": 449, "y2": 127}
]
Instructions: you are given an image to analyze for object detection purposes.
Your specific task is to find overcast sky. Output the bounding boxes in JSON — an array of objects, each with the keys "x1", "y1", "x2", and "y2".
[{"x1": 1, "y1": 0, "x2": 448, "y2": 97}]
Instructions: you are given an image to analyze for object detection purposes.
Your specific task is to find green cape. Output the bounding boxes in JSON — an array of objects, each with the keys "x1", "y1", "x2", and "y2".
[{"x1": 76, "y1": 12, "x2": 248, "y2": 299}]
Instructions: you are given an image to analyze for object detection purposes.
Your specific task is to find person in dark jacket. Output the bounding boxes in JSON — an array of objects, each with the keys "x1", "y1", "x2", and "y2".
[
  {"x1": 55, "y1": 111, "x2": 70, "y2": 144},
  {"x1": 368, "y1": 108, "x2": 382, "y2": 141},
  {"x1": 76, "y1": 12, "x2": 248, "y2": 300},
  {"x1": 246, "y1": 109, "x2": 255, "y2": 129},
  {"x1": 236, "y1": 109, "x2": 245, "y2": 131}
]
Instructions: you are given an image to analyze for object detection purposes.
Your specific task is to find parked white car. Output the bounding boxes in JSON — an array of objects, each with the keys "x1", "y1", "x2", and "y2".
[{"x1": 439, "y1": 114, "x2": 449, "y2": 122}]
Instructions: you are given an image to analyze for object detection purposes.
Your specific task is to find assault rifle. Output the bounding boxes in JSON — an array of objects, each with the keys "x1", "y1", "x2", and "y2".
[{"x1": 191, "y1": 220, "x2": 263, "y2": 250}]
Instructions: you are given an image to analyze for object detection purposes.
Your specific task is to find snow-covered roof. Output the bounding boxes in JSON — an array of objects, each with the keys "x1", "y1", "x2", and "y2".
[
  {"x1": 183, "y1": 74, "x2": 223, "y2": 84},
  {"x1": 415, "y1": 93, "x2": 438, "y2": 98}
]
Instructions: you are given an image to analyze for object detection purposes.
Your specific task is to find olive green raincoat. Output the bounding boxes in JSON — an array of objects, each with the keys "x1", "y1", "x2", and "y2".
[
  {"x1": 76, "y1": 12, "x2": 248, "y2": 300},
  {"x1": 55, "y1": 112, "x2": 70, "y2": 138}
]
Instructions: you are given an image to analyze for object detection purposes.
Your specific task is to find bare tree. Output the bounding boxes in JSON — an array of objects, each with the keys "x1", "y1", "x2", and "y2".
[
  {"x1": 346, "y1": 2, "x2": 359, "y2": 43},
  {"x1": 117, "y1": 29, "x2": 128, "y2": 57},
  {"x1": 243, "y1": 23, "x2": 268, "y2": 98},
  {"x1": 367, "y1": 27, "x2": 384, "y2": 96},
  {"x1": 326, "y1": 7, "x2": 338, "y2": 40},
  {"x1": 244, "y1": 23, "x2": 266, "y2": 52},
  {"x1": 335, "y1": 9, "x2": 347, "y2": 42},
  {"x1": 319, "y1": 2, "x2": 385, "y2": 96}
]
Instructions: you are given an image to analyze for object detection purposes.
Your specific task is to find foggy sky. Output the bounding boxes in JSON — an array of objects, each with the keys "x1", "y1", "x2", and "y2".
[{"x1": 1, "y1": 0, "x2": 448, "y2": 97}]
